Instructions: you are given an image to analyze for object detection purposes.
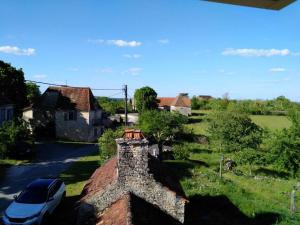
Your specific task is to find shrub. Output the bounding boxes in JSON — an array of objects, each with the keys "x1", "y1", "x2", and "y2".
[
  {"x1": 207, "y1": 111, "x2": 263, "y2": 153},
  {"x1": 98, "y1": 128, "x2": 123, "y2": 163},
  {"x1": 0, "y1": 119, "x2": 33, "y2": 159},
  {"x1": 173, "y1": 144, "x2": 191, "y2": 160}
]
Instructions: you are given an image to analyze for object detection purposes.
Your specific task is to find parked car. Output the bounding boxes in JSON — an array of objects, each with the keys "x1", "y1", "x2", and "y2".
[{"x1": 2, "y1": 178, "x2": 65, "y2": 225}]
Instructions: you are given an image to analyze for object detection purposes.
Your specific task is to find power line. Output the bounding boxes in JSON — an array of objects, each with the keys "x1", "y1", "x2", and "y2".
[{"x1": 25, "y1": 80, "x2": 123, "y2": 91}]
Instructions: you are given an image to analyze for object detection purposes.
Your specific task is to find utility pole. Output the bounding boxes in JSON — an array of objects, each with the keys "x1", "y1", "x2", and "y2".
[{"x1": 124, "y1": 84, "x2": 128, "y2": 127}]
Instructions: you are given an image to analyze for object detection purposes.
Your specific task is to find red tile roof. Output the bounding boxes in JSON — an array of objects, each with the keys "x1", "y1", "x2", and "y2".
[
  {"x1": 157, "y1": 97, "x2": 175, "y2": 107},
  {"x1": 48, "y1": 86, "x2": 100, "y2": 111},
  {"x1": 96, "y1": 195, "x2": 130, "y2": 225},
  {"x1": 81, "y1": 157, "x2": 118, "y2": 200},
  {"x1": 158, "y1": 95, "x2": 191, "y2": 107},
  {"x1": 33, "y1": 86, "x2": 101, "y2": 111}
]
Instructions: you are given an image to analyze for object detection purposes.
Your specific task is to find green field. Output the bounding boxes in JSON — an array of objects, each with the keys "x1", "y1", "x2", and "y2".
[
  {"x1": 177, "y1": 110, "x2": 299, "y2": 225},
  {"x1": 187, "y1": 110, "x2": 292, "y2": 136},
  {"x1": 250, "y1": 115, "x2": 292, "y2": 130},
  {"x1": 166, "y1": 143, "x2": 300, "y2": 225}
]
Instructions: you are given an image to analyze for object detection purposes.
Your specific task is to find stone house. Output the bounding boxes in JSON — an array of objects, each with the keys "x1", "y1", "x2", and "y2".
[
  {"x1": 23, "y1": 86, "x2": 104, "y2": 142},
  {"x1": 0, "y1": 97, "x2": 14, "y2": 126},
  {"x1": 78, "y1": 129, "x2": 187, "y2": 225},
  {"x1": 158, "y1": 94, "x2": 192, "y2": 116}
]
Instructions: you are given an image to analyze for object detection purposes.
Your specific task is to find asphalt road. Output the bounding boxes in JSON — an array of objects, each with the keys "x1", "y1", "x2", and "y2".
[{"x1": 0, "y1": 142, "x2": 98, "y2": 215}]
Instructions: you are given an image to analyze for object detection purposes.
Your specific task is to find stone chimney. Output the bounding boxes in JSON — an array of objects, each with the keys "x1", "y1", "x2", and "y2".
[{"x1": 116, "y1": 129, "x2": 149, "y2": 180}]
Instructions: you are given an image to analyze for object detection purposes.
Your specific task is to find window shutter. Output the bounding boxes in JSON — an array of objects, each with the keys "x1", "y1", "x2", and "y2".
[
  {"x1": 64, "y1": 112, "x2": 68, "y2": 121},
  {"x1": 74, "y1": 111, "x2": 77, "y2": 120}
]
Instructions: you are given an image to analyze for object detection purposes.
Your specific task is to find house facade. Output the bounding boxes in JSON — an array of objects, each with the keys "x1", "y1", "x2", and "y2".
[
  {"x1": 23, "y1": 86, "x2": 104, "y2": 142},
  {"x1": 0, "y1": 97, "x2": 14, "y2": 126},
  {"x1": 158, "y1": 94, "x2": 192, "y2": 116}
]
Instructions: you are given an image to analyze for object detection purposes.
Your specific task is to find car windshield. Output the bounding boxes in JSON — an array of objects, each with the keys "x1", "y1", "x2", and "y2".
[{"x1": 16, "y1": 187, "x2": 48, "y2": 204}]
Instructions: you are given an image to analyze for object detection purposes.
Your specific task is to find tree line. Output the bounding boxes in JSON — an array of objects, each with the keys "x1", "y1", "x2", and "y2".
[{"x1": 192, "y1": 95, "x2": 299, "y2": 115}]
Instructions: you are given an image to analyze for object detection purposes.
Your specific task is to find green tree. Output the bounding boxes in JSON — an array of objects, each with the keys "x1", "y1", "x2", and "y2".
[
  {"x1": 139, "y1": 110, "x2": 188, "y2": 157},
  {"x1": 0, "y1": 119, "x2": 33, "y2": 159},
  {"x1": 134, "y1": 86, "x2": 158, "y2": 112},
  {"x1": 208, "y1": 111, "x2": 263, "y2": 153},
  {"x1": 264, "y1": 129, "x2": 300, "y2": 177},
  {"x1": 0, "y1": 60, "x2": 27, "y2": 112},
  {"x1": 98, "y1": 128, "x2": 123, "y2": 162},
  {"x1": 173, "y1": 143, "x2": 191, "y2": 160},
  {"x1": 26, "y1": 82, "x2": 41, "y2": 105}
]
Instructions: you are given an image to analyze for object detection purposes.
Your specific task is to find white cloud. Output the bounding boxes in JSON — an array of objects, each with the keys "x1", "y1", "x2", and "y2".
[
  {"x1": 107, "y1": 40, "x2": 141, "y2": 47},
  {"x1": 123, "y1": 67, "x2": 142, "y2": 76},
  {"x1": 222, "y1": 48, "x2": 290, "y2": 57},
  {"x1": 123, "y1": 54, "x2": 141, "y2": 59},
  {"x1": 88, "y1": 39, "x2": 142, "y2": 47},
  {"x1": 0, "y1": 45, "x2": 35, "y2": 56},
  {"x1": 158, "y1": 39, "x2": 169, "y2": 44},
  {"x1": 269, "y1": 68, "x2": 286, "y2": 72},
  {"x1": 99, "y1": 68, "x2": 113, "y2": 73},
  {"x1": 34, "y1": 74, "x2": 47, "y2": 79}
]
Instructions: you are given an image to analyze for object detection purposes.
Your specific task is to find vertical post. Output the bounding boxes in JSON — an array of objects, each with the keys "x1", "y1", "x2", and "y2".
[
  {"x1": 219, "y1": 155, "x2": 224, "y2": 179},
  {"x1": 124, "y1": 84, "x2": 128, "y2": 127},
  {"x1": 290, "y1": 182, "x2": 300, "y2": 214}
]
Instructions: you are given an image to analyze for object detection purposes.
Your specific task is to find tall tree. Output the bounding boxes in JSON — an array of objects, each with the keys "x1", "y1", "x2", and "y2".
[
  {"x1": 134, "y1": 86, "x2": 158, "y2": 112},
  {"x1": 0, "y1": 60, "x2": 27, "y2": 111},
  {"x1": 139, "y1": 110, "x2": 188, "y2": 158},
  {"x1": 26, "y1": 82, "x2": 41, "y2": 105},
  {"x1": 207, "y1": 111, "x2": 263, "y2": 153}
]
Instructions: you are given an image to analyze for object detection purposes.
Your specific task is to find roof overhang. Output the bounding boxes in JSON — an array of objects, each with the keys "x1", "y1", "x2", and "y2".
[{"x1": 205, "y1": 0, "x2": 296, "y2": 10}]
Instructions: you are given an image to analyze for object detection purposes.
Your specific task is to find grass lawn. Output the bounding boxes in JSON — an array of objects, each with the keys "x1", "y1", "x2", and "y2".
[
  {"x1": 187, "y1": 110, "x2": 292, "y2": 136},
  {"x1": 47, "y1": 152, "x2": 100, "y2": 225},
  {"x1": 165, "y1": 144, "x2": 300, "y2": 225},
  {"x1": 250, "y1": 115, "x2": 292, "y2": 130},
  {"x1": 177, "y1": 110, "x2": 299, "y2": 225}
]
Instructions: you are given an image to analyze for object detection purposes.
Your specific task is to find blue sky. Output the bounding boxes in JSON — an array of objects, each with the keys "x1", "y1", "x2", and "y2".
[{"x1": 1, "y1": 0, "x2": 300, "y2": 100}]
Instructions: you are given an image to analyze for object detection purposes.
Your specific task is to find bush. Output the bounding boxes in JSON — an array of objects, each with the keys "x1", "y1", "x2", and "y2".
[
  {"x1": 0, "y1": 119, "x2": 33, "y2": 159},
  {"x1": 173, "y1": 144, "x2": 191, "y2": 160},
  {"x1": 98, "y1": 128, "x2": 123, "y2": 163},
  {"x1": 207, "y1": 111, "x2": 263, "y2": 153}
]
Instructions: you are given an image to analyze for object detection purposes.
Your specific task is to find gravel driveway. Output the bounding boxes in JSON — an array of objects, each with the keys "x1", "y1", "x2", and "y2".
[{"x1": 0, "y1": 142, "x2": 98, "y2": 215}]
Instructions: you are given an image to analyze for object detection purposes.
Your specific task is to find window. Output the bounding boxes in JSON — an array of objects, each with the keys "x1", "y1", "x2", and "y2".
[
  {"x1": 64, "y1": 111, "x2": 77, "y2": 121},
  {"x1": 6, "y1": 108, "x2": 13, "y2": 120},
  {"x1": 0, "y1": 109, "x2": 5, "y2": 124},
  {"x1": 49, "y1": 180, "x2": 62, "y2": 198},
  {"x1": 94, "y1": 128, "x2": 98, "y2": 137}
]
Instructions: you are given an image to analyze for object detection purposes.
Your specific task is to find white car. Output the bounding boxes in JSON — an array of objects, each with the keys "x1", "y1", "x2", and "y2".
[{"x1": 2, "y1": 178, "x2": 65, "y2": 225}]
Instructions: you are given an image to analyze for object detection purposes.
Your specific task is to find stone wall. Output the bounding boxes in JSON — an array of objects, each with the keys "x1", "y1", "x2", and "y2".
[
  {"x1": 170, "y1": 106, "x2": 192, "y2": 116},
  {"x1": 79, "y1": 138, "x2": 186, "y2": 224}
]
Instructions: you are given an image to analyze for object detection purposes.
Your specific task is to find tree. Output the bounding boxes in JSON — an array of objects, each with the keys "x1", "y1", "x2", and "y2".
[
  {"x1": 0, "y1": 60, "x2": 27, "y2": 112},
  {"x1": 207, "y1": 111, "x2": 263, "y2": 153},
  {"x1": 139, "y1": 110, "x2": 188, "y2": 157},
  {"x1": 264, "y1": 129, "x2": 300, "y2": 177},
  {"x1": 0, "y1": 119, "x2": 33, "y2": 159},
  {"x1": 26, "y1": 82, "x2": 41, "y2": 105},
  {"x1": 98, "y1": 128, "x2": 123, "y2": 162},
  {"x1": 134, "y1": 86, "x2": 158, "y2": 112}
]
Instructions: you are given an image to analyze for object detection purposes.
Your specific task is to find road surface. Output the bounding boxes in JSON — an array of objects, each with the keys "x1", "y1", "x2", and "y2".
[{"x1": 0, "y1": 142, "x2": 97, "y2": 215}]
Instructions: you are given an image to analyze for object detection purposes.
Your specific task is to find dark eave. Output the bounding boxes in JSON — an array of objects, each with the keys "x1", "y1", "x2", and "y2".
[{"x1": 205, "y1": 0, "x2": 296, "y2": 10}]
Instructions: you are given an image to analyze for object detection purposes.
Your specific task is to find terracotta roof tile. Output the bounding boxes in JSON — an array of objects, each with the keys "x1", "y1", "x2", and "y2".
[
  {"x1": 97, "y1": 194, "x2": 182, "y2": 225},
  {"x1": 96, "y1": 194, "x2": 130, "y2": 225},
  {"x1": 158, "y1": 95, "x2": 191, "y2": 108},
  {"x1": 34, "y1": 86, "x2": 100, "y2": 111},
  {"x1": 81, "y1": 157, "x2": 118, "y2": 200}
]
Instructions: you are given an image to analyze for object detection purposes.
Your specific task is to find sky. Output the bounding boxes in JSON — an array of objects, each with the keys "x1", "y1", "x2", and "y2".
[{"x1": 0, "y1": 0, "x2": 300, "y2": 100}]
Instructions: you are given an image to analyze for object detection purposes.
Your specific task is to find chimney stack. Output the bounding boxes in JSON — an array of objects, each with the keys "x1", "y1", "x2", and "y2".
[{"x1": 116, "y1": 130, "x2": 149, "y2": 180}]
